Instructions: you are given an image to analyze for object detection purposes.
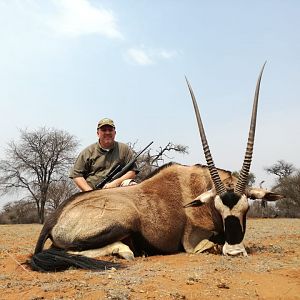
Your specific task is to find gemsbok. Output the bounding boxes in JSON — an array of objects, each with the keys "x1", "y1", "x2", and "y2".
[{"x1": 29, "y1": 63, "x2": 283, "y2": 272}]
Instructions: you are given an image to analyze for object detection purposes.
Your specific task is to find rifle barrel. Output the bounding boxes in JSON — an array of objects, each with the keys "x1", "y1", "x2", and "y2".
[{"x1": 110, "y1": 141, "x2": 154, "y2": 181}]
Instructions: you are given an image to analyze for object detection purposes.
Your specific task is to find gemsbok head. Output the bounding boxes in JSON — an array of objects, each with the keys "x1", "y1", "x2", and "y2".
[{"x1": 184, "y1": 62, "x2": 270, "y2": 256}]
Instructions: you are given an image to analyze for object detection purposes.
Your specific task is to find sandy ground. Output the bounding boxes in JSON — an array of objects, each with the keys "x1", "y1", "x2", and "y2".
[{"x1": 0, "y1": 218, "x2": 299, "y2": 300}]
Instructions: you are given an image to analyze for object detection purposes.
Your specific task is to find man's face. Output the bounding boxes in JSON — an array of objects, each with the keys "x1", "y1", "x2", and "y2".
[{"x1": 97, "y1": 125, "x2": 116, "y2": 149}]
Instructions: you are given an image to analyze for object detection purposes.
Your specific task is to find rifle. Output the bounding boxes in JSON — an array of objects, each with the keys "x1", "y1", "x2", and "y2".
[
  {"x1": 95, "y1": 164, "x2": 123, "y2": 189},
  {"x1": 95, "y1": 141, "x2": 154, "y2": 189}
]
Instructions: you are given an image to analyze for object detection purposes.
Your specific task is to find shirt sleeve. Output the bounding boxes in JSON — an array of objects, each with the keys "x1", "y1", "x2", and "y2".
[{"x1": 69, "y1": 150, "x2": 89, "y2": 179}]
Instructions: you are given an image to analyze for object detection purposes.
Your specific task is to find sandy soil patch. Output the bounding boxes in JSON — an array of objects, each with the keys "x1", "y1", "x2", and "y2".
[{"x1": 0, "y1": 218, "x2": 299, "y2": 299}]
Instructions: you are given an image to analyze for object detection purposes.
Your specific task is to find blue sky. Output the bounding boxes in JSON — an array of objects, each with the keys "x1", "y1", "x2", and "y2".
[{"x1": 0, "y1": 0, "x2": 299, "y2": 206}]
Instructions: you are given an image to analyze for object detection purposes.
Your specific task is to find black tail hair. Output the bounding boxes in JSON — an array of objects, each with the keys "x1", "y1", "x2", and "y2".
[
  {"x1": 34, "y1": 225, "x2": 50, "y2": 254},
  {"x1": 29, "y1": 248, "x2": 121, "y2": 272}
]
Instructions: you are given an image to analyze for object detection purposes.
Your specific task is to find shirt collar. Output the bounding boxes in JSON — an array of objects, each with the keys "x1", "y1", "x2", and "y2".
[{"x1": 98, "y1": 141, "x2": 116, "y2": 152}]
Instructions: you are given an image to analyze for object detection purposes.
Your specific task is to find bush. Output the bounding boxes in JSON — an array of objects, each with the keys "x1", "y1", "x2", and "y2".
[
  {"x1": 0, "y1": 200, "x2": 39, "y2": 224},
  {"x1": 248, "y1": 200, "x2": 279, "y2": 218}
]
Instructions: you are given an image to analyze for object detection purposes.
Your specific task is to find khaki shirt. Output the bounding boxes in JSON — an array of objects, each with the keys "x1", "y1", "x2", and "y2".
[{"x1": 69, "y1": 141, "x2": 138, "y2": 189}]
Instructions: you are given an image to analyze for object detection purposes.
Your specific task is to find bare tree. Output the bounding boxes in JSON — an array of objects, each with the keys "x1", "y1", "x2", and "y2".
[
  {"x1": 272, "y1": 171, "x2": 300, "y2": 218},
  {"x1": 265, "y1": 160, "x2": 295, "y2": 179},
  {"x1": 0, "y1": 127, "x2": 79, "y2": 223},
  {"x1": 46, "y1": 177, "x2": 79, "y2": 212},
  {"x1": 130, "y1": 142, "x2": 189, "y2": 181},
  {"x1": 265, "y1": 160, "x2": 300, "y2": 217}
]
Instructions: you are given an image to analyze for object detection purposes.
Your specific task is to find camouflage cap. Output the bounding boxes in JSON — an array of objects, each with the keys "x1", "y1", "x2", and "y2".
[{"x1": 97, "y1": 118, "x2": 115, "y2": 129}]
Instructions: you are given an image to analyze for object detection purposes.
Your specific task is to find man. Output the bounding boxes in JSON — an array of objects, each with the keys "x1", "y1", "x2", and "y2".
[{"x1": 70, "y1": 118, "x2": 138, "y2": 191}]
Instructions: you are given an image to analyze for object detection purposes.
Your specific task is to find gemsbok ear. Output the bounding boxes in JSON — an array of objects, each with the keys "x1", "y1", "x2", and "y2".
[
  {"x1": 246, "y1": 188, "x2": 285, "y2": 201},
  {"x1": 184, "y1": 189, "x2": 216, "y2": 208}
]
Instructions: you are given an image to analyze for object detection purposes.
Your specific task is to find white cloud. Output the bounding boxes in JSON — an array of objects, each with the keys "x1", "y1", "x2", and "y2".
[
  {"x1": 126, "y1": 48, "x2": 154, "y2": 66},
  {"x1": 158, "y1": 50, "x2": 177, "y2": 59},
  {"x1": 48, "y1": 0, "x2": 123, "y2": 39},
  {"x1": 126, "y1": 47, "x2": 178, "y2": 66}
]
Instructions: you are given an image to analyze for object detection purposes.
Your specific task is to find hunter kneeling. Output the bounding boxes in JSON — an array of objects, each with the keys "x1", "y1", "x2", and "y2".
[{"x1": 69, "y1": 118, "x2": 139, "y2": 191}]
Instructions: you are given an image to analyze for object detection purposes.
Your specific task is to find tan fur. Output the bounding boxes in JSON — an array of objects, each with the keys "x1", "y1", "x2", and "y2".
[
  {"x1": 36, "y1": 163, "x2": 280, "y2": 259},
  {"x1": 49, "y1": 164, "x2": 229, "y2": 254}
]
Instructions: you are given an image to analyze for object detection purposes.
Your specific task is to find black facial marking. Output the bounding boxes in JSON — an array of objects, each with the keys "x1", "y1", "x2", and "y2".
[
  {"x1": 221, "y1": 192, "x2": 241, "y2": 209},
  {"x1": 209, "y1": 232, "x2": 225, "y2": 245},
  {"x1": 224, "y1": 216, "x2": 244, "y2": 244}
]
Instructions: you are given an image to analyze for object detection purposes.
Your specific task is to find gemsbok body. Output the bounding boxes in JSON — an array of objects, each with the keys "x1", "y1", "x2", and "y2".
[{"x1": 30, "y1": 64, "x2": 283, "y2": 272}]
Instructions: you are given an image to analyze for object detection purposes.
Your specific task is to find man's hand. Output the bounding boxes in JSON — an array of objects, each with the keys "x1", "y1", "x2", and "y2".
[
  {"x1": 102, "y1": 170, "x2": 136, "y2": 189},
  {"x1": 73, "y1": 177, "x2": 93, "y2": 192},
  {"x1": 103, "y1": 180, "x2": 120, "y2": 189}
]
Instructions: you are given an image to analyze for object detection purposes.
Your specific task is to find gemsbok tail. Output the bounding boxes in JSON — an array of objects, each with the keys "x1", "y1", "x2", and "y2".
[
  {"x1": 29, "y1": 224, "x2": 120, "y2": 272},
  {"x1": 30, "y1": 248, "x2": 120, "y2": 272}
]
